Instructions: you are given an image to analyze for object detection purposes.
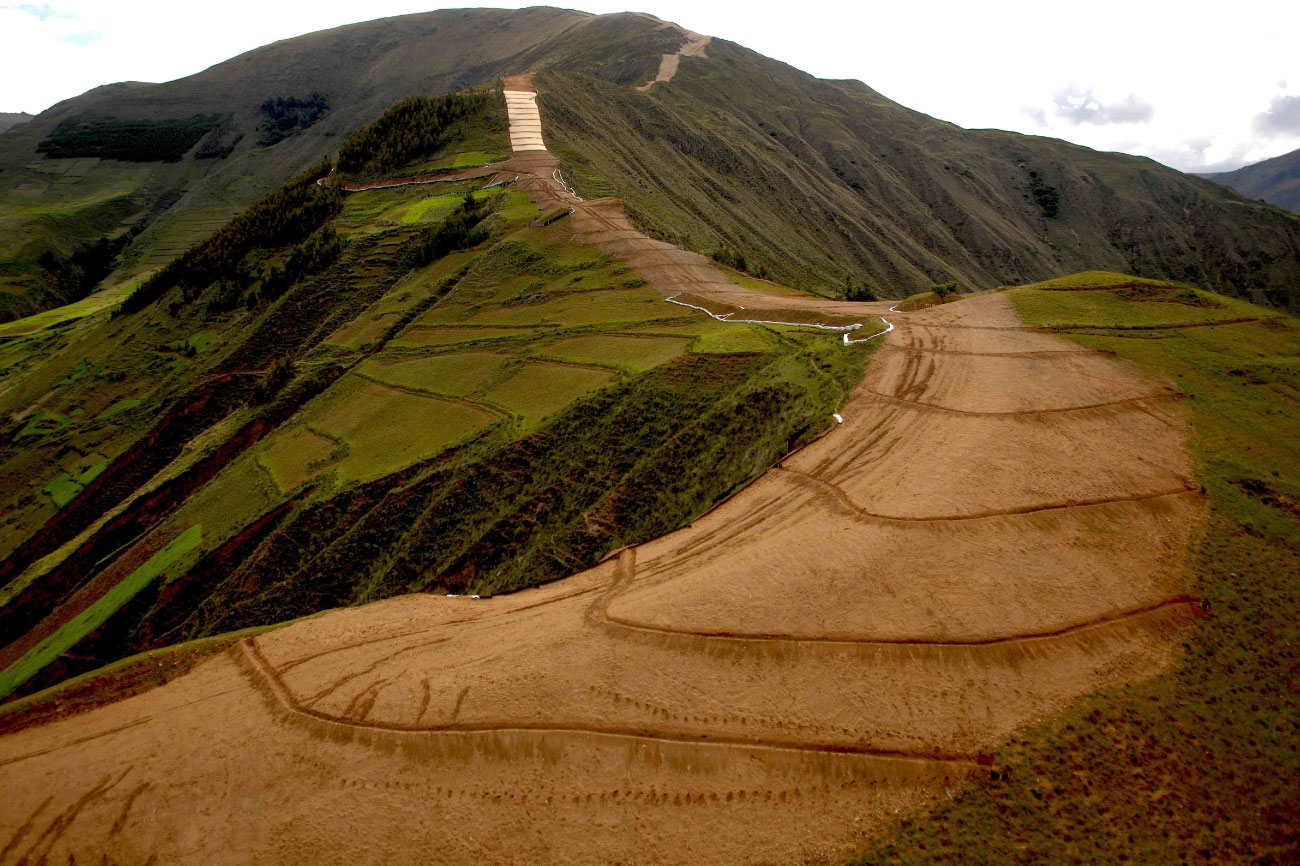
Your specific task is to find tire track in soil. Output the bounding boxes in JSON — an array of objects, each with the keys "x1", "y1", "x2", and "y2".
[{"x1": 0, "y1": 70, "x2": 1207, "y2": 866}]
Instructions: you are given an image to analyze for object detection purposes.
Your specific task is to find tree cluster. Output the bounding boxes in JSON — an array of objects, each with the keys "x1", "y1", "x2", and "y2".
[
  {"x1": 38, "y1": 237, "x2": 121, "y2": 303},
  {"x1": 37, "y1": 114, "x2": 227, "y2": 162},
  {"x1": 411, "y1": 194, "x2": 489, "y2": 266},
  {"x1": 711, "y1": 246, "x2": 768, "y2": 279},
  {"x1": 1028, "y1": 170, "x2": 1061, "y2": 219},
  {"x1": 932, "y1": 281, "x2": 961, "y2": 300},
  {"x1": 337, "y1": 91, "x2": 489, "y2": 179},
  {"x1": 123, "y1": 159, "x2": 340, "y2": 314},
  {"x1": 257, "y1": 94, "x2": 330, "y2": 147}
]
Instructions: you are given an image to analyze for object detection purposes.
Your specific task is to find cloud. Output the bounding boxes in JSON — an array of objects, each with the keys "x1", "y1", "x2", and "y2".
[
  {"x1": 59, "y1": 29, "x2": 100, "y2": 45},
  {"x1": 4, "y1": 3, "x2": 71, "y2": 20},
  {"x1": 1254, "y1": 94, "x2": 1300, "y2": 137},
  {"x1": 1049, "y1": 84, "x2": 1154, "y2": 126},
  {"x1": 1280, "y1": 80, "x2": 1289, "y2": 89},
  {"x1": 1023, "y1": 106, "x2": 1047, "y2": 126}
]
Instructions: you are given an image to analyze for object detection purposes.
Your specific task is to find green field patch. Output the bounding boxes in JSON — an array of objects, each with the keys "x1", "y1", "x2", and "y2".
[
  {"x1": 692, "y1": 325, "x2": 777, "y2": 354},
  {"x1": 359, "y1": 352, "x2": 516, "y2": 397},
  {"x1": 46, "y1": 456, "x2": 108, "y2": 506},
  {"x1": 17, "y1": 408, "x2": 70, "y2": 439},
  {"x1": 392, "y1": 325, "x2": 545, "y2": 348},
  {"x1": 640, "y1": 317, "x2": 779, "y2": 353},
  {"x1": 400, "y1": 193, "x2": 465, "y2": 225},
  {"x1": 486, "y1": 189, "x2": 541, "y2": 226},
  {"x1": 0, "y1": 524, "x2": 203, "y2": 701},
  {"x1": 95, "y1": 397, "x2": 141, "y2": 420},
  {"x1": 42, "y1": 473, "x2": 83, "y2": 508},
  {"x1": 1010, "y1": 284, "x2": 1255, "y2": 330},
  {"x1": 461, "y1": 288, "x2": 667, "y2": 327},
  {"x1": 308, "y1": 377, "x2": 496, "y2": 482},
  {"x1": 260, "y1": 426, "x2": 339, "y2": 492},
  {"x1": 405, "y1": 150, "x2": 506, "y2": 174},
  {"x1": 1017, "y1": 269, "x2": 1186, "y2": 291},
  {"x1": 537, "y1": 334, "x2": 691, "y2": 372},
  {"x1": 482, "y1": 361, "x2": 616, "y2": 428},
  {"x1": 0, "y1": 282, "x2": 137, "y2": 338},
  {"x1": 325, "y1": 312, "x2": 400, "y2": 350}
]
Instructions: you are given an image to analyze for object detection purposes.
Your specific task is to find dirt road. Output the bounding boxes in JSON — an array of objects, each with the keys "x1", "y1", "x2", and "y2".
[{"x1": 0, "y1": 76, "x2": 1204, "y2": 866}]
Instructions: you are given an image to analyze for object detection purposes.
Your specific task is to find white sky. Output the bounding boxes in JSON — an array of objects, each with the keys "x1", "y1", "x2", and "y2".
[{"x1": 2, "y1": 0, "x2": 1297, "y2": 172}]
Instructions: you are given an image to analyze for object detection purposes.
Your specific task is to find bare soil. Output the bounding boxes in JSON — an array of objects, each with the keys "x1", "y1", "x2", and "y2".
[{"x1": 0, "y1": 81, "x2": 1204, "y2": 866}]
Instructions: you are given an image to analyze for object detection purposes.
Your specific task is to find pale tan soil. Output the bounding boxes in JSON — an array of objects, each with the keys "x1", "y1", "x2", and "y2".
[
  {"x1": 0, "y1": 77, "x2": 1205, "y2": 866},
  {"x1": 635, "y1": 17, "x2": 711, "y2": 90}
]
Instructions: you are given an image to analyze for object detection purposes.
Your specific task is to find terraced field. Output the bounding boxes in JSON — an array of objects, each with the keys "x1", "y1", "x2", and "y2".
[{"x1": 0, "y1": 69, "x2": 1206, "y2": 865}]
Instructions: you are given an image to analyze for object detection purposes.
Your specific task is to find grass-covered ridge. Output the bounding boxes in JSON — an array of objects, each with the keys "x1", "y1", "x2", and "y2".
[{"x1": 858, "y1": 277, "x2": 1300, "y2": 863}]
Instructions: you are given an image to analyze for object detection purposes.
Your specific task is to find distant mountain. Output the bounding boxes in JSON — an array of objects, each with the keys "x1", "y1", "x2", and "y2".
[
  {"x1": 1, "y1": 7, "x2": 1299, "y2": 320},
  {"x1": 0, "y1": 112, "x2": 32, "y2": 134},
  {"x1": 1202, "y1": 146, "x2": 1300, "y2": 214}
]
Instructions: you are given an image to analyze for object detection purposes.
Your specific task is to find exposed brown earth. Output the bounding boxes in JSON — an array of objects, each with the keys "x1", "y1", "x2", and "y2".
[
  {"x1": 635, "y1": 16, "x2": 710, "y2": 90},
  {"x1": 0, "y1": 80, "x2": 1205, "y2": 866}
]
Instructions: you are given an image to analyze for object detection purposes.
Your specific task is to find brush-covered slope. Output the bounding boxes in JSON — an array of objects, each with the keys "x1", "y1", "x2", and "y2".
[
  {"x1": 1203, "y1": 145, "x2": 1300, "y2": 214},
  {"x1": 0, "y1": 7, "x2": 680, "y2": 320},
  {"x1": 539, "y1": 40, "x2": 1300, "y2": 308}
]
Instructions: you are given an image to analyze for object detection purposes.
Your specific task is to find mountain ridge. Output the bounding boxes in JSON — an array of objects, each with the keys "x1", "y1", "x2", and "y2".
[
  {"x1": 1, "y1": 7, "x2": 1298, "y2": 322},
  {"x1": 1202, "y1": 145, "x2": 1300, "y2": 213}
]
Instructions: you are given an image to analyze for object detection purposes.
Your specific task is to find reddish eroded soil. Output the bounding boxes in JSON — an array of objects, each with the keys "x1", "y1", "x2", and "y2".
[{"x1": 0, "y1": 81, "x2": 1205, "y2": 866}]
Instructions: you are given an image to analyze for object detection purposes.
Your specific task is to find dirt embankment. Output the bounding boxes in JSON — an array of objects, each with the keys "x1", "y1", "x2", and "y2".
[{"x1": 0, "y1": 74, "x2": 1206, "y2": 866}]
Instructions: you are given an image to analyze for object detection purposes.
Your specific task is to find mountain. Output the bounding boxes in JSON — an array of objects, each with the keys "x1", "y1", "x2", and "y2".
[
  {"x1": 0, "y1": 8, "x2": 1298, "y2": 322},
  {"x1": 0, "y1": 9, "x2": 1298, "y2": 863},
  {"x1": 1202, "y1": 145, "x2": 1300, "y2": 213},
  {"x1": 0, "y1": 112, "x2": 32, "y2": 134},
  {"x1": 0, "y1": 7, "x2": 676, "y2": 320}
]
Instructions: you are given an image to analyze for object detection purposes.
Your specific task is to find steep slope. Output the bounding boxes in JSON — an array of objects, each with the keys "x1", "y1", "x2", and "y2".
[
  {"x1": 0, "y1": 66, "x2": 1218, "y2": 866},
  {"x1": 0, "y1": 7, "x2": 679, "y2": 320},
  {"x1": 539, "y1": 40, "x2": 1300, "y2": 308},
  {"x1": 1203, "y1": 145, "x2": 1300, "y2": 213}
]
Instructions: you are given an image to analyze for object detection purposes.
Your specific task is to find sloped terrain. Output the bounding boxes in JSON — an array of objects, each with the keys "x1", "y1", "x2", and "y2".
[
  {"x1": 5, "y1": 8, "x2": 1300, "y2": 324},
  {"x1": 538, "y1": 49, "x2": 1300, "y2": 307},
  {"x1": 1203, "y1": 144, "x2": 1300, "y2": 213},
  {"x1": 861, "y1": 278, "x2": 1300, "y2": 864},
  {"x1": 0, "y1": 8, "x2": 677, "y2": 320},
  {"x1": 0, "y1": 73, "x2": 1211, "y2": 866}
]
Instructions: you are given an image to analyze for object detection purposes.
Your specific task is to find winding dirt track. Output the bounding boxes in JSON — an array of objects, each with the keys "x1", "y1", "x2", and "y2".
[{"x1": 0, "y1": 76, "x2": 1204, "y2": 866}]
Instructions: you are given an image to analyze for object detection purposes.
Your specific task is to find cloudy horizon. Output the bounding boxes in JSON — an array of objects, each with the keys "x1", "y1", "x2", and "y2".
[{"x1": 1, "y1": 0, "x2": 1296, "y2": 174}]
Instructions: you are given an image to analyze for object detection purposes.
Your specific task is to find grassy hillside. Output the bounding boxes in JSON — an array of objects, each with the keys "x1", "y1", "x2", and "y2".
[
  {"x1": 0, "y1": 87, "x2": 879, "y2": 703},
  {"x1": 1203, "y1": 145, "x2": 1300, "y2": 214},
  {"x1": 537, "y1": 45, "x2": 1300, "y2": 307},
  {"x1": 0, "y1": 8, "x2": 679, "y2": 321},
  {"x1": 858, "y1": 278, "x2": 1300, "y2": 863}
]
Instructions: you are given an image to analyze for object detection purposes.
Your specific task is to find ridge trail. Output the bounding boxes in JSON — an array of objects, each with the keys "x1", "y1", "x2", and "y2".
[{"x1": 0, "y1": 73, "x2": 1205, "y2": 866}]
